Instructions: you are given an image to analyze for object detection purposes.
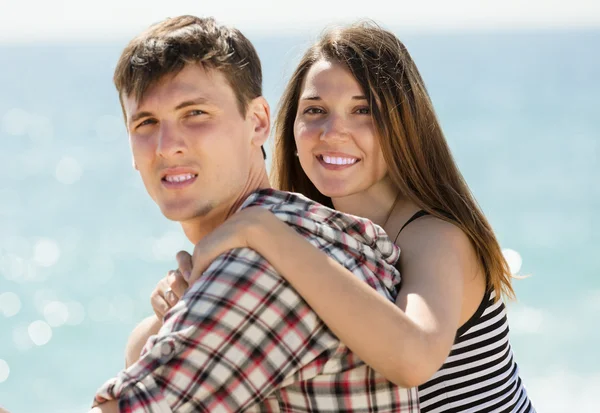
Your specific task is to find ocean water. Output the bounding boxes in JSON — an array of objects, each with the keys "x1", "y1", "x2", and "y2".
[{"x1": 0, "y1": 29, "x2": 598, "y2": 412}]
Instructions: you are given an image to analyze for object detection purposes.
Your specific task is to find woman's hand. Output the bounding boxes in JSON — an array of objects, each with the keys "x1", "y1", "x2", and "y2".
[
  {"x1": 185, "y1": 206, "x2": 273, "y2": 284},
  {"x1": 150, "y1": 252, "x2": 190, "y2": 320},
  {"x1": 150, "y1": 207, "x2": 273, "y2": 317}
]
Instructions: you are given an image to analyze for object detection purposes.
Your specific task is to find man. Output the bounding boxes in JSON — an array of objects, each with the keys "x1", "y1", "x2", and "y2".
[{"x1": 91, "y1": 15, "x2": 418, "y2": 412}]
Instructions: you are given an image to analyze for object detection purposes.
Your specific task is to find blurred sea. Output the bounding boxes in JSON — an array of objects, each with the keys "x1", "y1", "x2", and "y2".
[{"x1": 0, "y1": 29, "x2": 598, "y2": 412}]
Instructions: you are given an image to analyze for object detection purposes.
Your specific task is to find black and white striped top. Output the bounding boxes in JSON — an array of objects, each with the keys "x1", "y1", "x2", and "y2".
[{"x1": 418, "y1": 290, "x2": 535, "y2": 412}]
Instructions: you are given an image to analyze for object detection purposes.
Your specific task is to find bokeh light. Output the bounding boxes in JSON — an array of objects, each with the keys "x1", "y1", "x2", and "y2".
[
  {"x1": 12, "y1": 324, "x2": 34, "y2": 352},
  {"x1": 55, "y1": 156, "x2": 83, "y2": 185},
  {"x1": 502, "y1": 248, "x2": 523, "y2": 275},
  {"x1": 0, "y1": 252, "x2": 36, "y2": 283},
  {"x1": 65, "y1": 301, "x2": 86, "y2": 325},
  {"x1": 1, "y1": 235, "x2": 30, "y2": 258},
  {"x1": 27, "y1": 114, "x2": 54, "y2": 145},
  {"x1": 509, "y1": 306, "x2": 545, "y2": 335},
  {"x1": 0, "y1": 359, "x2": 10, "y2": 383},
  {"x1": 1, "y1": 108, "x2": 29, "y2": 136},
  {"x1": 33, "y1": 239, "x2": 60, "y2": 268},
  {"x1": 33, "y1": 289, "x2": 58, "y2": 313},
  {"x1": 28, "y1": 320, "x2": 53, "y2": 346},
  {"x1": 0, "y1": 292, "x2": 21, "y2": 317},
  {"x1": 43, "y1": 301, "x2": 70, "y2": 327}
]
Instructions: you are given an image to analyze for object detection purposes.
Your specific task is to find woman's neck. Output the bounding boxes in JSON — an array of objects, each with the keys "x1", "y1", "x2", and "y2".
[{"x1": 331, "y1": 176, "x2": 401, "y2": 227}]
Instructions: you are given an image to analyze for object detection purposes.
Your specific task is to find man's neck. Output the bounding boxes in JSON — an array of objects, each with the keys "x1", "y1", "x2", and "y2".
[{"x1": 181, "y1": 164, "x2": 271, "y2": 244}]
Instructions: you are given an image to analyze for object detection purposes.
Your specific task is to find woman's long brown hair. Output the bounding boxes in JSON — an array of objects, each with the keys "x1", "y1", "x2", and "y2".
[{"x1": 271, "y1": 21, "x2": 515, "y2": 300}]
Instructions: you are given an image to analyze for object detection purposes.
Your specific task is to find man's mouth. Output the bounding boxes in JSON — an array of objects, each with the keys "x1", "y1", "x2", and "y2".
[{"x1": 162, "y1": 173, "x2": 198, "y2": 183}]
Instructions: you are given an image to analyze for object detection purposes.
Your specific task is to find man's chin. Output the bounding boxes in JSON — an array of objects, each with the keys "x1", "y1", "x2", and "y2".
[{"x1": 159, "y1": 203, "x2": 214, "y2": 222}]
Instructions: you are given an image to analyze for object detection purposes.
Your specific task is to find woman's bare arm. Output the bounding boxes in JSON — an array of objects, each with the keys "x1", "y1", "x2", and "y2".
[
  {"x1": 184, "y1": 207, "x2": 483, "y2": 387},
  {"x1": 125, "y1": 315, "x2": 161, "y2": 367}
]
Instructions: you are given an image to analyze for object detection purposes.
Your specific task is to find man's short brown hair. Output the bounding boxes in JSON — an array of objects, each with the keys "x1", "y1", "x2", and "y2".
[{"x1": 114, "y1": 15, "x2": 266, "y2": 157}]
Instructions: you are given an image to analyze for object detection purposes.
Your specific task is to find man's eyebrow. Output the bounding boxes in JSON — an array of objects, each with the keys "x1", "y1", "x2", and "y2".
[
  {"x1": 130, "y1": 111, "x2": 153, "y2": 124},
  {"x1": 129, "y1": 97, "x2": 211, "y2": 125},
  {"x1": 175, "y1": 97, "x2": 210, "y2": 110}
]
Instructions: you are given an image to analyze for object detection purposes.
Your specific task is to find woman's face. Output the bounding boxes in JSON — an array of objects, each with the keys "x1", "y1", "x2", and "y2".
[{"x1": 294, "y1": 59, "x2": 388, "y2": 200}]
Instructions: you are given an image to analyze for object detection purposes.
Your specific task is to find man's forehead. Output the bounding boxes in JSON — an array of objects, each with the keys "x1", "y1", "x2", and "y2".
[
  {"x1": 123, "y1": 82, "x2": 200, "y2": 112},
  {"x1": 122, "y1": 67, "x2": 230, "y2": 116}
]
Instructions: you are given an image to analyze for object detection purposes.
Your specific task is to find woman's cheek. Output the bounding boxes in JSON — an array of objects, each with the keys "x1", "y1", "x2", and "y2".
[{"x1": 294, "y1": 121, "x2": 311, "y2": 141}]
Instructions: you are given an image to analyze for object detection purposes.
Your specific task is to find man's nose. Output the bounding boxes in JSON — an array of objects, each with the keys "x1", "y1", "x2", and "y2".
[{"x1": 156, "y1": 123, "x2": 187, "y2": 158}]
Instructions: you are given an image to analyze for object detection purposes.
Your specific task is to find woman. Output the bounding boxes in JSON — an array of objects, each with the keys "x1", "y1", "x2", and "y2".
[{"x1": 135, "y1": 22, "x2": 534, "y2": 412}]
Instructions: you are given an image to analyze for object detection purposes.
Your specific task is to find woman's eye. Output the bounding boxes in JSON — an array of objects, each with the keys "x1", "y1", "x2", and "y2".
[
  {"x1": 304, "y1": 107, "x2": 325, "y2": 115},
  {"x1": 355, "y1": 107, "x2": 370, "y2": 115}
]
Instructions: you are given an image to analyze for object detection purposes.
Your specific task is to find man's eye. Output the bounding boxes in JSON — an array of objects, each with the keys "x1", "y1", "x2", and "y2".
[
  {"x1": 137, "y1": 119, "x2": 157, "y2": 128},
  {"x1": 188, "y1": 110, "x2": 205, "y2": 116}
]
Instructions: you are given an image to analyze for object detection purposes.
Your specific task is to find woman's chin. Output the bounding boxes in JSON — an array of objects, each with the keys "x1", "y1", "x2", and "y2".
[{"x1": 316, "y1": 184, "x2": 355, "y2": 200}]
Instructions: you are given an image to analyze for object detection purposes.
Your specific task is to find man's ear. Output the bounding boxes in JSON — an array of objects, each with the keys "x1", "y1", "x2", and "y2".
[{"x1": 248, "y1": 96, "x2": 270, "y2": 148}]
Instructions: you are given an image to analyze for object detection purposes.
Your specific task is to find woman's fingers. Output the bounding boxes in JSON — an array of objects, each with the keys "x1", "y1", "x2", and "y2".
[
  {"x1": 168, "y1": 270, "x2": 188, "y2": 298},
  {"x1": 150, "y1": 288, "x2": 171, "y2": 319},
  {"x1": 151, "y1": 274, "x2": 183, "y2": 319},
  {"x1": 176, "y1": 251, "x2": 193, "y2": 281}
]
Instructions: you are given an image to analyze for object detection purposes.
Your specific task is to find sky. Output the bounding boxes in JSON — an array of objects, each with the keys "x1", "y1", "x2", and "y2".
[{"x1": 1, "y1": 0, "x2": 600, "y2": 43}]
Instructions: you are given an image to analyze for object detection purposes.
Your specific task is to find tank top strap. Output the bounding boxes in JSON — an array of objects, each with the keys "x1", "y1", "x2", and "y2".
[
  {"x1": 393, "y1": 210, "x2": 430, "y2": 243},
  {"x1": 399, "y1": 210, "x2": 430, "y2": 233}
]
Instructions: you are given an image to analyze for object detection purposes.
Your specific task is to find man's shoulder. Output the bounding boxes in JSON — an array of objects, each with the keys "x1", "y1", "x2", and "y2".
[
  {"x1": 241, "y1": 188, "x2": 400, "y2": 273},
  {"x1": 241, "y1": 188, "x2": 320, "y2": 215},
  {"x1": 242, "y1": 188, "x2": 376, "y2": 238},
  {"x1": 198, "y1": 189, "x2": 401, "y2": 304}
]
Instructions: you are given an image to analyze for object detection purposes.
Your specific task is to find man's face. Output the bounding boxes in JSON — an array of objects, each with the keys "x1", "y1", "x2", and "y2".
[{"x1": 122, "y1": 64, "x2": 260, "y2": 224}]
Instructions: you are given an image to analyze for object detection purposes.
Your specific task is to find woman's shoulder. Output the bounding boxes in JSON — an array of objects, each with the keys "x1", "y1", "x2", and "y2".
[
  {"x1": 398, "y1": 211, "x2": 469, "y2": 246},
  {"x1": 395, "y1": 212, "x2": 480, "y2": 272}
]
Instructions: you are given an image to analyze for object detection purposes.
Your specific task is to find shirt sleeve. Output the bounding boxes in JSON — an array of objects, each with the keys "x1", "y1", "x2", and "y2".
[{"x1": 94, "y1": 248, "x2": 327, "y2": 412}]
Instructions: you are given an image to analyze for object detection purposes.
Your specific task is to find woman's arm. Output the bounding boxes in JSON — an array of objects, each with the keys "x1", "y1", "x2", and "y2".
[
  {"x1": 125, "y1": 315, "x2": 161, "y2": 367},
  {"x1": 253, "y1": 211, "x2": 477, "y2": 386},
  {"x1": 125, "y1": 268, "x2": 188, "y2": 367},
  {"x1": 89, "y1": 400, "x2": 119, "y2": 413},
  {"x1": 185, "y1": 207, "x2": 481, "y2": 387}
]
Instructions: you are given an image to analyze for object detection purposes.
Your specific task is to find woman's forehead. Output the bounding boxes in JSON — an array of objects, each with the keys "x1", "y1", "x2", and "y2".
[{"x1": 300, "y1": 60, "x2": 363, "y2": 99}]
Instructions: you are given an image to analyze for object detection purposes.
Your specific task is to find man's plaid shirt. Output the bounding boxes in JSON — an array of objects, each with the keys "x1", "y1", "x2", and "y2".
[{"x1": 94, "y1": 189, "x2": 419, "y2": 412}]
